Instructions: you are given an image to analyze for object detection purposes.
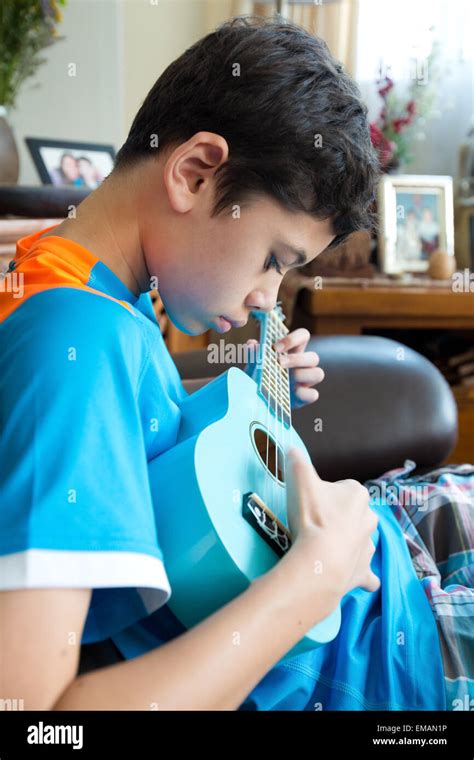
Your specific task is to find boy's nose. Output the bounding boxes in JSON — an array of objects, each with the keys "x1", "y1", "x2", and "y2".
[{"x1": 246, "y1": 291, "x2": 278, "y2": 314}]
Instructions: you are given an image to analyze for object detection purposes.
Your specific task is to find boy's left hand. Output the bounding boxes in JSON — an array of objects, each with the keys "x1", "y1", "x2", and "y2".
[{"x1": 245, "y1": 328, "x2": 324, "y2": 408}]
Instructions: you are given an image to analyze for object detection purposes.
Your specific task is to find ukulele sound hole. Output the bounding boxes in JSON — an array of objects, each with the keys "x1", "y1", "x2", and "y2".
[{"x1": 252, "y1": 426, "x2": 285, "y2": 484}]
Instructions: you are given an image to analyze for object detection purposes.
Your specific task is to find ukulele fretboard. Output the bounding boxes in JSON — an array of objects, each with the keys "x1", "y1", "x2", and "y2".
[{"x1": 252, "y1": 306, "x2": 292, "y2": 429}]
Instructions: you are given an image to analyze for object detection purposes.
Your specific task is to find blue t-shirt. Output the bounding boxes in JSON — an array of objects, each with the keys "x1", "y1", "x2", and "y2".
[{"x1": 0, "y1": 225, "x2": 188, "y2": 642}]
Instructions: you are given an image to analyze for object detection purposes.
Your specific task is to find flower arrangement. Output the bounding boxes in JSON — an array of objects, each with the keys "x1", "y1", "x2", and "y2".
[
  {"x1": 370, "y1": 39, "x2": 442, "y2": 172},
  {"x1": 0, "y1": 0, "x2": 67, "y2": 109}
]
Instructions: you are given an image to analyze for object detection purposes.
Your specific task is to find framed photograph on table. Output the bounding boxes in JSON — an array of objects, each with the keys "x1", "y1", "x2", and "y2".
[
  {"x1": 25, "y1": 137, "x2": 116, "y2": 189},
  {"x1": 377, "y1": 175, "x2": 455, "y2": 274},
  {"x1": 454, "y1": 199, "x2": 474, "y2": 270}
]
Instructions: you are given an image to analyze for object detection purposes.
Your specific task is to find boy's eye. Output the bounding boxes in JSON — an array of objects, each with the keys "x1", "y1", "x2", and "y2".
[{"x1": 264, "y1": 252, "x2": 283, "y2": 275}]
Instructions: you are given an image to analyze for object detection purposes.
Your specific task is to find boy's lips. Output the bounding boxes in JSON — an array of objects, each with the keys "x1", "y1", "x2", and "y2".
[{"x1": 216, "y1": 315, "x2": 247, "y2": 332}]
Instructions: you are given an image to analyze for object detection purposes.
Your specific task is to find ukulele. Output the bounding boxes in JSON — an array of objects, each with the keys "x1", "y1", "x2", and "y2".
[{"x1": 148, "y1": 304, "x2": 341, "y2": 662}]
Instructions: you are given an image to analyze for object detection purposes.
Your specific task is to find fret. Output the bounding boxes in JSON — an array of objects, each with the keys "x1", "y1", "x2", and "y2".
[{"x1": 250, "y1": 303, "x2": 292, "y2": 428}]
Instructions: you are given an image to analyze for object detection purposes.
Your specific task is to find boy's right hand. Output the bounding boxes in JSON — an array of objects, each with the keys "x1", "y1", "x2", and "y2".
[{"x1": 284, "y1": 446, "x2": 380, "y2": 603}]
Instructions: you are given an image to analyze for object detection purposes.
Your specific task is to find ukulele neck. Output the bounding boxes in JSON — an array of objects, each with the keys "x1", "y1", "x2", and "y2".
[{"x1": 251, "y1": 306, "x2": 292, "y2": 429}]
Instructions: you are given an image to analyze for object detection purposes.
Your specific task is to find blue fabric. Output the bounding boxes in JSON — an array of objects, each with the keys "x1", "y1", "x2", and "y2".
[
  {"x1": 239, "y1": 499, "x2": 447, "y2": 710},
  {"x1": 113, "y1": 498, "x2": 447, "y2": 710},
  {"x1": 0, "y1": 248, "x2": 189, "y2": 644}
]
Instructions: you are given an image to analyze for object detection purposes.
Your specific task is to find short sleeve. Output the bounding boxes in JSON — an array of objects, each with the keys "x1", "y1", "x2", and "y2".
[{"x1": 0, "y1": 288, "x2": 171, "y2": 642}]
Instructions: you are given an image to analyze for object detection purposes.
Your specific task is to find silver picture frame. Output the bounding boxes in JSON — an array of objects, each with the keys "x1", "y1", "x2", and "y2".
[{"x1": 377, "y1": 175, "x2": 455, "y2": 274}]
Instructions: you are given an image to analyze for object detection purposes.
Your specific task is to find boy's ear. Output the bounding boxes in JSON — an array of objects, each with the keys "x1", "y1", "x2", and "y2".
[{"x1": 164, "y1": 131, "x2": 229, "y2": 213}]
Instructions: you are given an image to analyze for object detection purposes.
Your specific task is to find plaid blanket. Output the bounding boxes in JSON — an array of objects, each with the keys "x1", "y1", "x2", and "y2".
[{"x1": 365, "y1": 460, "x2": 474, "y2": 711}]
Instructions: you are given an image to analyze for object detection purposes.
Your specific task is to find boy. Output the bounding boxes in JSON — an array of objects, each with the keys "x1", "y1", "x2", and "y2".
[{"x1": 1, "y1": 16, "x2": 453, "y2": 711}]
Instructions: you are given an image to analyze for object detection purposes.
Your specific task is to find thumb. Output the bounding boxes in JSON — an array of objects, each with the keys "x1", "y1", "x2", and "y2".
[
  {"x1": 244, "y1": 339, "x2": 260, "y2": 376},
  {"x1": 245, "y1": 339, "x2": 259, "y2": 358},
  {"x1": 363, "y1": 571, "x2": 381, "y2": 594},
  {"x1": 286, "y1": 446, "x2": 321, "y2": 481},
  {"x1": 285, "y1": 446, "x2": 320, "y2": 540},
  {"x1": 245, "y1": 338, "x2": 259, "y2": 352}
]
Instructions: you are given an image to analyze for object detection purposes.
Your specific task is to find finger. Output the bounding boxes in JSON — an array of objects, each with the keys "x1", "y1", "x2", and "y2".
[
  {"x1": 360, "y1": 538, "x2": 379, "y2": 592},
  {"x1": 245, "y1": 338, "x2": 259, "y2": 354},
  {"x1": 285, "y1": 447, "x2": 321, "y2": 538},
  {"x1": 289, "y1": 367, "x2": 325, "y2": 385},
  {"x1": 286, "y1": 446, "x2": 322, "y2": 482},
  {"x1": 244, "y1": 339, "x2": 261, "y2": 366},
  {"x1": 363, "y1": 572, "x2": 381, "y2": 593},
  {"x1": 294, "y1": 386, "x2": 319, "y2": 403},
  {"x1": 277, "y1": 351, "x2": 321, "y2": 369},
  {"x1": 369, "y1": 509, "x2": 379, "y2": 533},
  {"x1": 274, "y1": 328, "x2": 311, "y2": 354}
]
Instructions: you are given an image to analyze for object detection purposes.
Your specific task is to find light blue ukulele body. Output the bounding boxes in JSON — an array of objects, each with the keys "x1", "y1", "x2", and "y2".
[{"x1": 148, "y1": 306, "x2": 341, "y2": 663}]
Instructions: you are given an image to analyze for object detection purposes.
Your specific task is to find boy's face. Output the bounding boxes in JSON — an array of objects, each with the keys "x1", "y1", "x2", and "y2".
[{"x1": 137, "y1": 133, "x2": 335, "y2": 336}]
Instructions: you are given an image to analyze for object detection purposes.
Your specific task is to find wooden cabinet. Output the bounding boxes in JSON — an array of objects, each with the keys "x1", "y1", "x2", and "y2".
[
  {"x1": 451, "y1": 385, "x2": 474, "y2": 464},
  {"x1": 293, "y1": 281, "x2": 474, "y2": 465}
]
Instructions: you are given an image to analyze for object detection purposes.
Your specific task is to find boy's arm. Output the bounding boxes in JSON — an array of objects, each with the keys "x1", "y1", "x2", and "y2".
[
  {"x1": 2, "y1": 452, "x2": 378, "y2": 712},
  {"x1": 50, "y1": 548, "x2": 336, "y2": 711},
  {"x1": 51, "y1": 450, "x2": 380, "y2": 711},
  {"x1": 0, "y1": 588, "x2": 92, "y2": 711},
  {"x1": 1, "y1": 549, "x2": 334, "y2": 712},
  {"x1": 49, "y1": 548, "x2": 336, "y2": 711}
]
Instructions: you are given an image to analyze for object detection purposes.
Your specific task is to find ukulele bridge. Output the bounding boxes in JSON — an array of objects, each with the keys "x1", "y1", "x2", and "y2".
[{"x1": 242, "y1": 491, "x2": 292, "y2": 558}]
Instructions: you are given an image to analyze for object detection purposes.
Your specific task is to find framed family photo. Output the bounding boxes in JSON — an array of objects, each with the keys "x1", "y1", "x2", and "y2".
[
  {"x1": 377, "y1": 175, "x2": 455, "y2": 274},
  {"x1": 454, "y1": 198, "x2": 474, "y2": 270},
  {"x1": 25, "y1": 137, "x2": 116, "y2": 189}
]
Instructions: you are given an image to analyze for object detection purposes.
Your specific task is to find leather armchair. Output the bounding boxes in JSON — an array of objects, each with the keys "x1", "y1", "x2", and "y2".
[{"x1": 173, "y1": 335, "x2": 459, "y2": 481}]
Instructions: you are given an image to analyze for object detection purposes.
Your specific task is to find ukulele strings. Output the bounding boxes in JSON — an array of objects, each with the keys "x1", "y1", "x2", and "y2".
[
  {"x1": 252, "y1": 305, "x2": 294, "y2": 540},
  {"x1": 275, "y1": 307, "x2": 291, "y2": 526},
  {"x1": 264, "y1": 313, "x2": 271, "y2": 513},
  {"x1": 273, "y1": 311, "x2": 283, "y2": 521},
  {"x1": 268, "y1": 306, "x2": 292, "y2": 530}
]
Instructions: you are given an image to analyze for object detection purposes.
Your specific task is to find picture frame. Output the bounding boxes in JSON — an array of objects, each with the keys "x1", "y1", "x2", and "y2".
[
  {"x1": 454, "y1": 198, "x2": 474, "y2": 270},
  {"x1": 25, "y1": 137, "x2": 116, "y2": 189},
  {"x1": 377, "y1": 175, "x2": 455, "y2": 274}
]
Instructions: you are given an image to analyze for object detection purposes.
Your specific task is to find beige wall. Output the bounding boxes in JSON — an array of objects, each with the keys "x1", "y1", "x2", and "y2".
[
  {"x1": 8, "y1": 0, "x2": 468, "y2": 186},
  {"x1": 10, "y1": 0, "x2": 218, "y2": 185},
  {"x1": 122, "y1": 0, "x2": 208, "y2": 141},
  {"x1": 11, "y1": 0, "x2": 123, "y2": 185}
]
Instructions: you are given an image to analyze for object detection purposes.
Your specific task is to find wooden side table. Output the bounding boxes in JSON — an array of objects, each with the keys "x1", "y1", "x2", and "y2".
[
  {"x1": 296, "y1": 284, "x2": 474, "y2": 334},
  {"x1": 293, "y1": 282, "x2": 474, "y2": 465}
]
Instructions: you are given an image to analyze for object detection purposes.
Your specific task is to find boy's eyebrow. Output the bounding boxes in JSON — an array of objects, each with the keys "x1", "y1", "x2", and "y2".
[{"x1": 276, "y1": 242, "x2": 308, "y2": 265}]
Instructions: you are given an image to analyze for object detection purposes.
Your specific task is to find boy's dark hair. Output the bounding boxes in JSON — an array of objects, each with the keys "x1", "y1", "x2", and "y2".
[{"x1": 114, "y1": 15, "x2": 380, "y2": 249}]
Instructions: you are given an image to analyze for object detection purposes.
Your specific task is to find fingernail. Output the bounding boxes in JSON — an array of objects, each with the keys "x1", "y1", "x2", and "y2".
[{"x1": 279, "y1": 355, "x2": 289, "y2": 366}]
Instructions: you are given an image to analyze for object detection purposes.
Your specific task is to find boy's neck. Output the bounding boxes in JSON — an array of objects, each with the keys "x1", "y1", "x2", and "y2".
[{"x1": 45, "y1": 174, "x2": 152, "y2": 298}]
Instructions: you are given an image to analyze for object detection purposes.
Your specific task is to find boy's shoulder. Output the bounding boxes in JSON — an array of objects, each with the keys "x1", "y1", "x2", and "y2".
[
  {"x1": 0, "y1": 280, "x2": 145, "y2": 347},
  {"x1": 1, "y1": 226, "x2": 150, "y2": 334},
  {"x1": 0, "y1": 272, "x2": 151, "y2": 397},
  {"x1": 0, "y1": 232, "x2": 178, "y2": 402}
]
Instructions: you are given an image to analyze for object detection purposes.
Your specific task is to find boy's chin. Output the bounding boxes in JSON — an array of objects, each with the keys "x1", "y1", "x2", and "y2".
[{"x1": 165, "y1": 310, "x2": 207, "y2": 336}]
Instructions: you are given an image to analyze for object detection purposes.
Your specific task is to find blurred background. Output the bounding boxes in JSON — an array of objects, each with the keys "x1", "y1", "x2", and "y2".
[
  {"x1": 1, "y1": 0, "x2": 474, "y2": 465},
  {"x1": 4, "y1": 0, "x2": 473, "y2": 183}
]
